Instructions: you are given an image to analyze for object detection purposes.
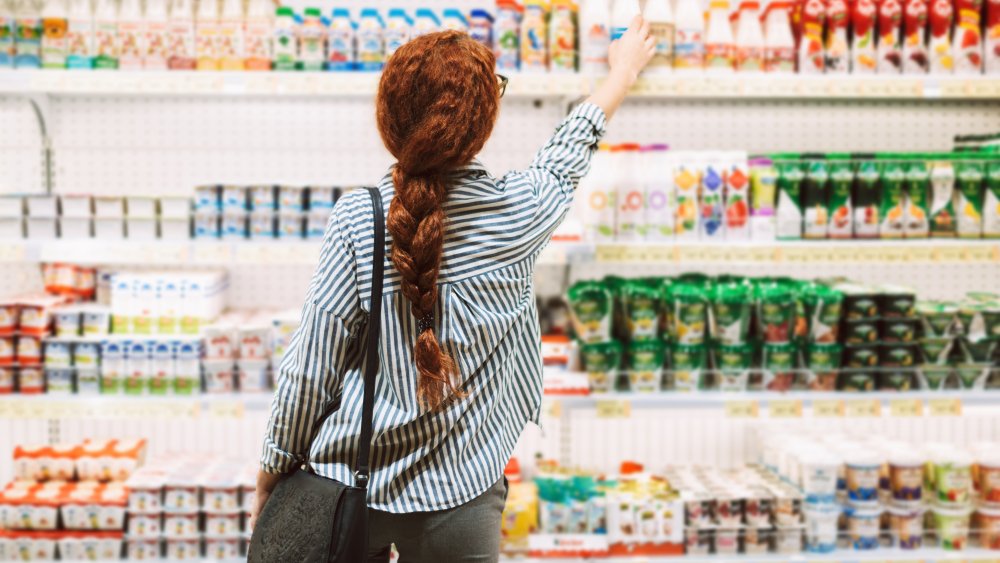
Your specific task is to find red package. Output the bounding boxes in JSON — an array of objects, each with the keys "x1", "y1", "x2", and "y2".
[
  {"x1": 826, "y1": 0, "x2": 851, "y2": 71},
  {"x1": 851, "y1": 0, "x2": 879, "y2": 72},
  {"x1": 928, "y1": 0, "x2": 955, "y2": 72},
  {"x1": 954, "y1": 0, "x2": 983, "y2": 72},
  {"x1": 903, "y1": 0, "x2": 930, "y2": 72},
  {"x1": 877, "y1": 0, "x2": 904, "y2": 71},
  {"x1": 798, "y1": 0, "x2": 827, "y2": 72},
  {"x1": 985, "y1": 0, "x2": 999, "y2": 70}
]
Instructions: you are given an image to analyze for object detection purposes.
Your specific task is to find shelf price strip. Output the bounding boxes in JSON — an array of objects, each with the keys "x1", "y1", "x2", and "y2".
[
  {"x1": 928, "y1": 398, "x2": 963, "y2": 416},
  {"x1": 725, "y1": 400, "x2": 759, "y2": 418},
  {"x1": 846, "y1": 398, "x2": 882, "y2": 417},
  {"x1": 768, "y1": 399, "x2": 804, "y2": 418},
  {"x1": 595, "y1": 399, "x2": 631, "y2": 419},
  {"x1": 890, "y1": 398, "x2": 924, "y2": 417},
  {"x1": 812, "y1": 399, "x2": 846, "y2": 417}
]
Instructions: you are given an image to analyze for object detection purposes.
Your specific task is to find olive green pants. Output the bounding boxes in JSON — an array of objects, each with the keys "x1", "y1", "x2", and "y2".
[{"x1": 367, "y1": 477, "x2": 508, "y2": 563}]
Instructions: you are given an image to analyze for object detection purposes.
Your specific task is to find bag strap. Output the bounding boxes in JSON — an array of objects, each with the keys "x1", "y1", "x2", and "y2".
[{"x1": 353, "y1": 187, "x2": 385, "y2": 490}]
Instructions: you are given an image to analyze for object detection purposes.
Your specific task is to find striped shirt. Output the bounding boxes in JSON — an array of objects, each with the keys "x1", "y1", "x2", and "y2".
[{"x1": 261, "y1": 102, "x2": 607, "y2": 512}]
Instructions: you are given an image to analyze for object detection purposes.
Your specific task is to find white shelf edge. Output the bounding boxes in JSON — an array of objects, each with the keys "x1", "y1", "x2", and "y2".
[{"x1": 500, "y1": 548, "x2": 1000, "y2": 562}]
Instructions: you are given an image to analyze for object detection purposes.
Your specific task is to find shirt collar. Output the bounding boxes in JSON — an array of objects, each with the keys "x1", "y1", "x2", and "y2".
[{"x1": 448, "y1": 158, "x2": 490, "y2": 178}]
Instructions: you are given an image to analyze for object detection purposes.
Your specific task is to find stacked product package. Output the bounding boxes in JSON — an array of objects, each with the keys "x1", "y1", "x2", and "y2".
[
  {"x1": 573, "y1": 149, "x2": 1000, "y2": 243},
  {"x1": 193, "y1": 185, "x2": 340, "y2": 240},
  {"x1": 564, "y1": 273, "x2": 1000, "y2": 394},
  {"x1": 0, "y1": 194, "x2": 192, "y2": 240},
  {"x1": 123, "y1": 457, "x2": 256, "y2": 560},
  {"x1": 0, "y1": 439, "x2": 146, "y2": 560},
  {"x1": 762, "y1": 430, "x2": 1000, "y2": 552}
]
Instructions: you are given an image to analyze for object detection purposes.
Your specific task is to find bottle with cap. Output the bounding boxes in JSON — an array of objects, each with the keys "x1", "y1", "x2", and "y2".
[
  {"x1": 41, "y1": 0, "x2": 69, "y2": 69},
  {"x1": 385, "y1": 8, "x2": 411, "y2": 58},
  {"x1": 325, "y1": 8, "x2": 353, "y2": 71},
  {"x1": 704, "y1": 0, "x2": 735, "y2": 71},
  {"x1": 244, "y1": 0, "x2": 272, "y2": 70},
  {"x1": 65, "y1": 0, "x2": 93, "y2": 69},
  {"x1": 356, "y1": 8, "x2": 384, "y2": 71},
  {"x1": 441, "y1": 8, "x2": 467, "y2": 32},
  {"x1": 195, "y1": 0, "x2": 220, "y2": 70},
  {"x1": 674, "y1": 0, "x2": 705, "y2": 70},
  {"x1": 495, "y1": 0, "x2": 521, "y2": 70},
  {"x1": 298, "y1": 7, "x2": 326, "y2": 71},
  {"x1": 733, "y1": 0, "x2": 765, "y2": 71},
  {"x1": 579, "y1": 0, "x2": 611, "y2": 74},
  {"x1": 93, "y1": 0, "x2": 118, "y2": 69},
  {"x1": 549, "y1": 0, "x2": 577, "y2": 72},
  {"x1": 610, "y1": 0, "x2": 639, "y2": 40},
  {"x1": 520, "y1": 0, "x2": 548, "y2": 71},
  {"x1": 763, "y1": 0, "x2": 795, "y2": 72},
  {"x1": 117, "y1": 0, "x2": 144, "y2": 70},
  {"x1": 412, "y1": 8, "x2": 439, "y2": 38},
  {"x1": 167, "y1": 0, "x2": 196, "y2": 69},
  {"x1": 271, "y1": 5, "x2": 295, "y2": 71},
  {"x1": 643, "y1": 0, "x2": 674, "y2": 74},
  {"x1": 469, "y1": 9, "x2": 493, "y2": 49},
  {"x1": 218, "y1": 0, "x2": 245, "y2": 70},
  {"x1": 144, "y1": 0, "x2": 169, "y2": 69}
]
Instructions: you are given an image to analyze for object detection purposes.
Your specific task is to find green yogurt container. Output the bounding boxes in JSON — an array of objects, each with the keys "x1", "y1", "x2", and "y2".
[
  {"x1": 920, "y1": 365, "x2": 953, "y2": 390},
  {"x1": 919, "y1": 337, "x2": 954, "y2": 365}
]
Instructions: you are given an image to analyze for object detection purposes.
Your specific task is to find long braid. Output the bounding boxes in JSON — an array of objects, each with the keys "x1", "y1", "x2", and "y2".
[{"x1": 376, "y1": 31, "x2": 499, "y2": 409}]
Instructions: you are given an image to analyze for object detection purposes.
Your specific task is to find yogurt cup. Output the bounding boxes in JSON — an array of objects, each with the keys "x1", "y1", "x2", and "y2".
[
  {"x1": 203, "y1": 484, "x2": 240, "y2": 512},
  {"x1": 204, "y1": 535, "x2": 241, "y2": 560},
  {"x1": 73, "y1": 342, "x2": 100, "y2": 367},
  {"x1": 278, "y1": 186, "x2": 306, "y2": 211},
  {"x1": 889, "y1": 453, "x2": 924, "y2": 507},
  {"x1": 203, "y1": 360, "x2": 235, "y2": 393},
  {"x1": 249, "y1": 211, "x2": 275, "y2": 239},
  {"x1": 81, "y1": 307, "x2": 111, "y2": 336},
  {"x1": 249, "y1": 185, "x2": 276, "y2": 211},
  {"x1": 977, "y1": 506, "x2": 1000, "y2": 550},
  {"x1": 163, "y1": 510, "x2": 200, "y2": 538},
  {"x1": 845, "y1": 506, "x2": 881, "y2": 550},
  {"x1": 127, "y1": 510, "x2": 163, "y2": 537},
  {"x1": 775, "y1": 526, "x2": 804, "y2": 554},
  {"x1": 54, "y1": 309, "x2": 81, "y2": 337},
  {"x1": 932, "y1": 504, "x2": 972, "y2": 550},
  {"x1": 165, "y1": 537, "x2": 201, "y2": 559},
  {"x1": 163, "y1": 483, "x2": 200, "y2": 511},
  {"x1": 799, "y1": 453, "x2": 839, "y2": 504},
  {"x1": 845, "y1": 452, "x2": 881, "y2": 506},
  {"x1": 743, "y1": 526, "x2": 772, "y2": 554},
  {"x1": 979, "y1": 453, "x2": 1000, "y2": 507},
  {"x1": 0, "y1": 366, "x2": 14, "y2": 393},
  {"x1": 715, "y1": 495, "x2": 744, "y2": 528},
  {"x1": 934, "y1": 452, "x2": 973, "y2": 506},
  {"x1": 0, "y1": 304, "x2": 18, "y2": 335},
  {"x1": 887, "y1": 504, "x2": 923, "y2": 550},
  {"x1": 804, "y1": 504, "x2": 839, "y2": 553},
  {"x1": 126, "y1": 536, "x2": 161, "y2": 560},
  {"x1": 684, "y1": 528, "x2": 712, "y2": 555},
  {"x1": 0, "y1": 336, "x2": 13, "y2": 364},
  {"x1": 17, "y1": 336, "x2": 42, "y2": 364},
  {"x1": 714, "y1": 527, "x2": 741, "y2": 555},
  {"x1": 43, "y1": 341, "x2": 72, "y2": 367},
  {"x1": 237, "y1": 359, "x2": 270, "y2": 393},
  {"x1": 921, "y1": 364, "x2": 953, "y2": 390},
  {"x1": 744, "y1": 495, "x2": 772, "y2": 527},
  {"x1": 204, "y1": 511, "x2": 242, "y2": 536},
  {"x1": 220, "y1": 211, "x2": 248, "y2": 239},
  {"x1": 193, "y1": 210, "x2": 220, "y2": 238}
]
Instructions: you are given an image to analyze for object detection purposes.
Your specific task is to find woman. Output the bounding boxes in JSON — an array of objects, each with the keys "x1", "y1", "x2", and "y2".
[{"x1": 253, "y1": 16, "x2": 654, "y2": 562}]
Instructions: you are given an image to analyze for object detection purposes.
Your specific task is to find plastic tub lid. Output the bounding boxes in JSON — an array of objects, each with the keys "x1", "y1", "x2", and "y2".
[
  {"x1": 934, "y1": 450, "x2": 973, "y2": 466},
  {"x1": 886, "y1": 504, "x2": 924, "y2": 517},
  {"x1": 888, "y1": 453, "x2": 924, "y2": 468},
  {"x1": 844, "y1": 451, "x2": 881, "y2": 468},
  {"x1": 977, "y1": 506, "x2": 1000, "y2": 518},
  {"x1": 931, "y1": 503, "x2": 974, "y2": 516}
]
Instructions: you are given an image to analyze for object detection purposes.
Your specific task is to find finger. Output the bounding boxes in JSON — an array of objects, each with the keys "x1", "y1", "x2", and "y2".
[
  {"x1": 629, "y1": 14, "x2": 644, "y2": 32},
  {"x1": 644, "y1": 36, "x2": 657, "y2": 50},
  {"x1": 638, "y1": 17, "x2": 651, "y2": 39}
]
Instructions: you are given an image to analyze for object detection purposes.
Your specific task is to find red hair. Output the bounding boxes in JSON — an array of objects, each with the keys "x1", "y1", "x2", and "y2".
[{"x1": 375, "y1": 32, "x2": 500, "y2": 410}]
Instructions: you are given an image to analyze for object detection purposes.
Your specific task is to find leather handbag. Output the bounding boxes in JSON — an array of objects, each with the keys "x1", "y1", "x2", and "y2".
[{"x1": 249, "y1": 187, "x2": 385, "y2": 563}]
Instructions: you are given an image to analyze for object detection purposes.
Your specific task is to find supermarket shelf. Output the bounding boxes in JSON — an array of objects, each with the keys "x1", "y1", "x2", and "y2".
[
  {"x1": 0, "y1": 393, "x2": 275, "y2": 419},
  {"x1": 0, "y1": 69, "x2": 584, "y2": 98},
  {"x1": 500, "y1": 549, "x2": 1000, "y2": 562},
  {"x1": 2, "y1": 70, "x2": 1000, "y2": 101},
  {"x1": 2, "y1": 239, "x2": 998, "y2": 266},
  {"x1": 552, "y1": 390, "x2": 1000, "y2": 408}
]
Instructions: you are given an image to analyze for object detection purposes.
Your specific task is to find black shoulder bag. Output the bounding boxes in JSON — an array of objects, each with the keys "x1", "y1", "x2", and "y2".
[{"x1": 249, "y1": 187, "x2": 385, "y2": 563}]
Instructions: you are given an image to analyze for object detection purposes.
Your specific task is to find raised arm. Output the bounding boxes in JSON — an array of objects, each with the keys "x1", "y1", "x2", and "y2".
[{"x1": 587, "y1": 15, "x2": 656, "y2": 121}]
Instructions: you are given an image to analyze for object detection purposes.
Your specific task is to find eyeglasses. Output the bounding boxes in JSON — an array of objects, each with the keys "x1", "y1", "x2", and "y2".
[{"x1": 497, "y1": 74, "x2": 508, "y2": 98}]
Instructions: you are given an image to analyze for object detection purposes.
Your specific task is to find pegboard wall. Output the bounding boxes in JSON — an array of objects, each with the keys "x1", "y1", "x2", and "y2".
[
  {"x1": 608, "y1": 99, "x2": 1000, "y2": 152},
  {"x1": 0, "y1": 97, "x2": 45, "y2": 195},
  {"x1": 49, "y1": 96, "x2": 566, "y2": 195}
]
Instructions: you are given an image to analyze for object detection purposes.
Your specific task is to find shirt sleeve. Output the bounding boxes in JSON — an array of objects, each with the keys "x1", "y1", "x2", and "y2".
[
  {"x1": 260, "y1": 205, "x2": 365, "y2": 474},
  {"x1": 516, "y1": 102, "x2": 608, "y2": 246}
]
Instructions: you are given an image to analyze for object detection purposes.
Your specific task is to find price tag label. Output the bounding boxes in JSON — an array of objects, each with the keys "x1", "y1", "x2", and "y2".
[
  {"x1": 595, "y1": 400, "x2": 631, "y2": 419},
  {"x1": 543, "y1": 399, "x2": 562, "y2": 419},
  {"x1": 725, "y1": 400, "x2": 759, "y2": 418},
  {"x1": 880, "y1": 247, "x2": 907, "y2": 262},
  {"x1": 928, "y1": 398, "x2": 962, "y2": 416},
  {"x1": 934, "y1": 246, "x2": 965, "y2": 262},
  {"x1": 963, "y1": 245, "x2": 995, "y2": 262},
  {"x1": 780, "y1": 248, "x2": 813, "y2": 263},
  {"x1": 643, "y1": 245, "x2": 673, "y2": 263},
  {"x1": 812, "y1": 399, "x2": 845, "y2": 417},
  {"x1": 208, "y1": 400, "x2": 244, "y2": 419},
  {"x1": 769, "y1": 399, "x2": 803, "y2": 418},
  {"x1": 699, "y1": 247, "x2": 728, "y2": 262},
  {"x1": 846, "y1": 398, "x2": 882, "y2": 417},
  {"x1": 595, "y1": 245, "x2": 625, "y2": 262},
  {"x1": 890, "y1": 398, "x2": 923, "y2": 417},
  {"x1": 906, "y1": 246, "x2": 935, "y2": 262}
]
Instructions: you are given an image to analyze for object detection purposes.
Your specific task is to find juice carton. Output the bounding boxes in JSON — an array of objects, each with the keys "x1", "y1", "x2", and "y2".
[
  {"x1": 496, "y1": 0, "x2": 523, "y2": 71},
  {"x1": 700, "y1": 155, "x2": 726, "y2": 241},
  {"x1": 272, "y1": 7, "x2": 296, "y2": 71},
  {"x1": 520, "y1": 0, "x2": 548, "y2": 72},
  {"x1": 615, "y1": 144, "x2": 645, "y2": 241},
  {"x1": 750, "y1": 158, "x2": 777, "y2": 241},
  {"x1": 878, "y1": 156, "x2": 906, "y2": 238},
  {"x1": 903, "y1": 157, "x2": 931, "y2": 238},
  {"x1": 195, "y1": 0, "x2": 219, "y2": 70},
  {"x1": 953, "y1": 0, "x2": 983, "y2": 73},
  {"x1": 802, "y1": 157, "x2": 830, "y2": 239},
  {"x1": 580, "y1": 146, "x2": 617, "y2": 242},
  {"x1": 674, "y1": 153, "x2": 701, "y2": 242},
  {"x1": 988, "y1": 0, "x2": 1000, "y2": 72},
  {"x1": 356, "y1": 9, "x2": 385, "y2": 71},
  {"x1": 877, "y1": 0, "x2": 904, "y2": 72},
  {"x1": 928, "y1": 0, "x2": 954, "y2": 72},
  {"x1": 826, "y1": 0, "x2": 850, "y2": 72},
  {"x1": 301, "y1": 8, "x2": 330, "y2": 71},
  {"x1": 798, "y1": 0, "x2": 826, "y2": 73},
  {"x1": 851, "y1": 0, "x2": 879, "y2": 72},
  {"x1": 902, "y1": 0, "x2": 929, "y2": 72},
  {"x1": 549, "y1": 0, "x2": 577, "y2": 72},
  {"x1": 724, "y1": 153, "x2": 751, "y2": 241},
  {"x1": 776, "y1": 158, "x2": 804, "y2": 240},
  {"x1": 929, "y1": 157, "x2": 958, "y2": 237},
  {"x1": 643, "y1": 145, "x2": 675, "y2": 242},
  {"x1": 955, "y1": 159, "x2": 985, "y2": 238},
  {"x1": 14, "y1": 15, "x2": 42, "y2": 68},
  {"x1": 0, "y1": 10, "x2": 12, "y2": 68},
  {"x1": 827, "y1": 156, "x2": 854, "y2": 238},
  {"x1": 853, "y1": 156, "x2": 881, "y2": 238},
  {"x1": 41, "y1": 2, "x2": 68, "y2": 69},
  {"x1": 984, "y1": 160, "x2": 1000, "y2": 238}
]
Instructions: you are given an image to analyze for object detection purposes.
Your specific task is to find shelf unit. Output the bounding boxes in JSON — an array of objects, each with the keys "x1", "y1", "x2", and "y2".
[{"x1": 499, "y1": 550, "x2": 1000, "y2": 562}]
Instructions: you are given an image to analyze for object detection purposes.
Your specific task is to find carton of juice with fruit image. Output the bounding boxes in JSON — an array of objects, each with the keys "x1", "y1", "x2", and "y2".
[
  {"x1": 802, "y1": 157, "x2": 830, "y2": 239},
  {"x1": 776, "y1": 158, "x2": 804, "y2": 240},
  {"x1": 879, "y1": 156, "x2": 907, "y2": 238},
  {"x1": 825, "y1": 0, "x2": 850, "y2": 72},
  {"x1": 853, "y1": 156, "x2": 881, "y2": 238},
  {"x1": 902, "y1": 0, "x2": 929, "y2": 72},
  {"x1": 985, "y1": 160, "x2": 1000, "y2": 238},
  {"x1": 929, "y1": 0, "x2": 955, "y2": 72},
  {"x1": 674, "y1": 153, "x2": 701, "y2": 242},
  {"x1": 929, "y1": 156, "x2": 958, "y2": 237},
  {"x1": 955, "y1": 158, "x2": 985, "y2": 238},
  {"x1": 724, "y1": 153, "x2": 751, "y2": 241},
  {"x1": 954, "y1": 0, "x2": 983, "y2": 73},
  {"x1": 828, "y1": 155, "x2": 854, "y2": 238},
  {"x1": 852, "y1": 0, "x2": 879, "y2": 72},
  {"x1": 877, "y1": 0, "x2": 904, "y2": 72},
  {"x1": 798, "y1": 0, "x2": 826, "y2": 73},
  {"x1": 700, "y1": 155, "x2": 726, "y2": 241},
  {"x1": 750, "y1": 158, "x2": 778, "y2": 241},
  {"x1": 904, "y1": 157, "x2": 931, "y2": 238},
  {"x1": 988, "y1": 0, "x2": 1000, "y2": 71}
]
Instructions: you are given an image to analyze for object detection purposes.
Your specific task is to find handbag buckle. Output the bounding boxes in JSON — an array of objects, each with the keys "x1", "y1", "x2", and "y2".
[{"x1": 354, "y1": 471, "x2": 369, "y2": 488}]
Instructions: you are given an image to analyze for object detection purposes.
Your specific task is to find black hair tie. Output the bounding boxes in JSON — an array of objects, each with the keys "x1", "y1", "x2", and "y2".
[{"x1": 417, "y1": 313, "x2": 434, "y2": 333}]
